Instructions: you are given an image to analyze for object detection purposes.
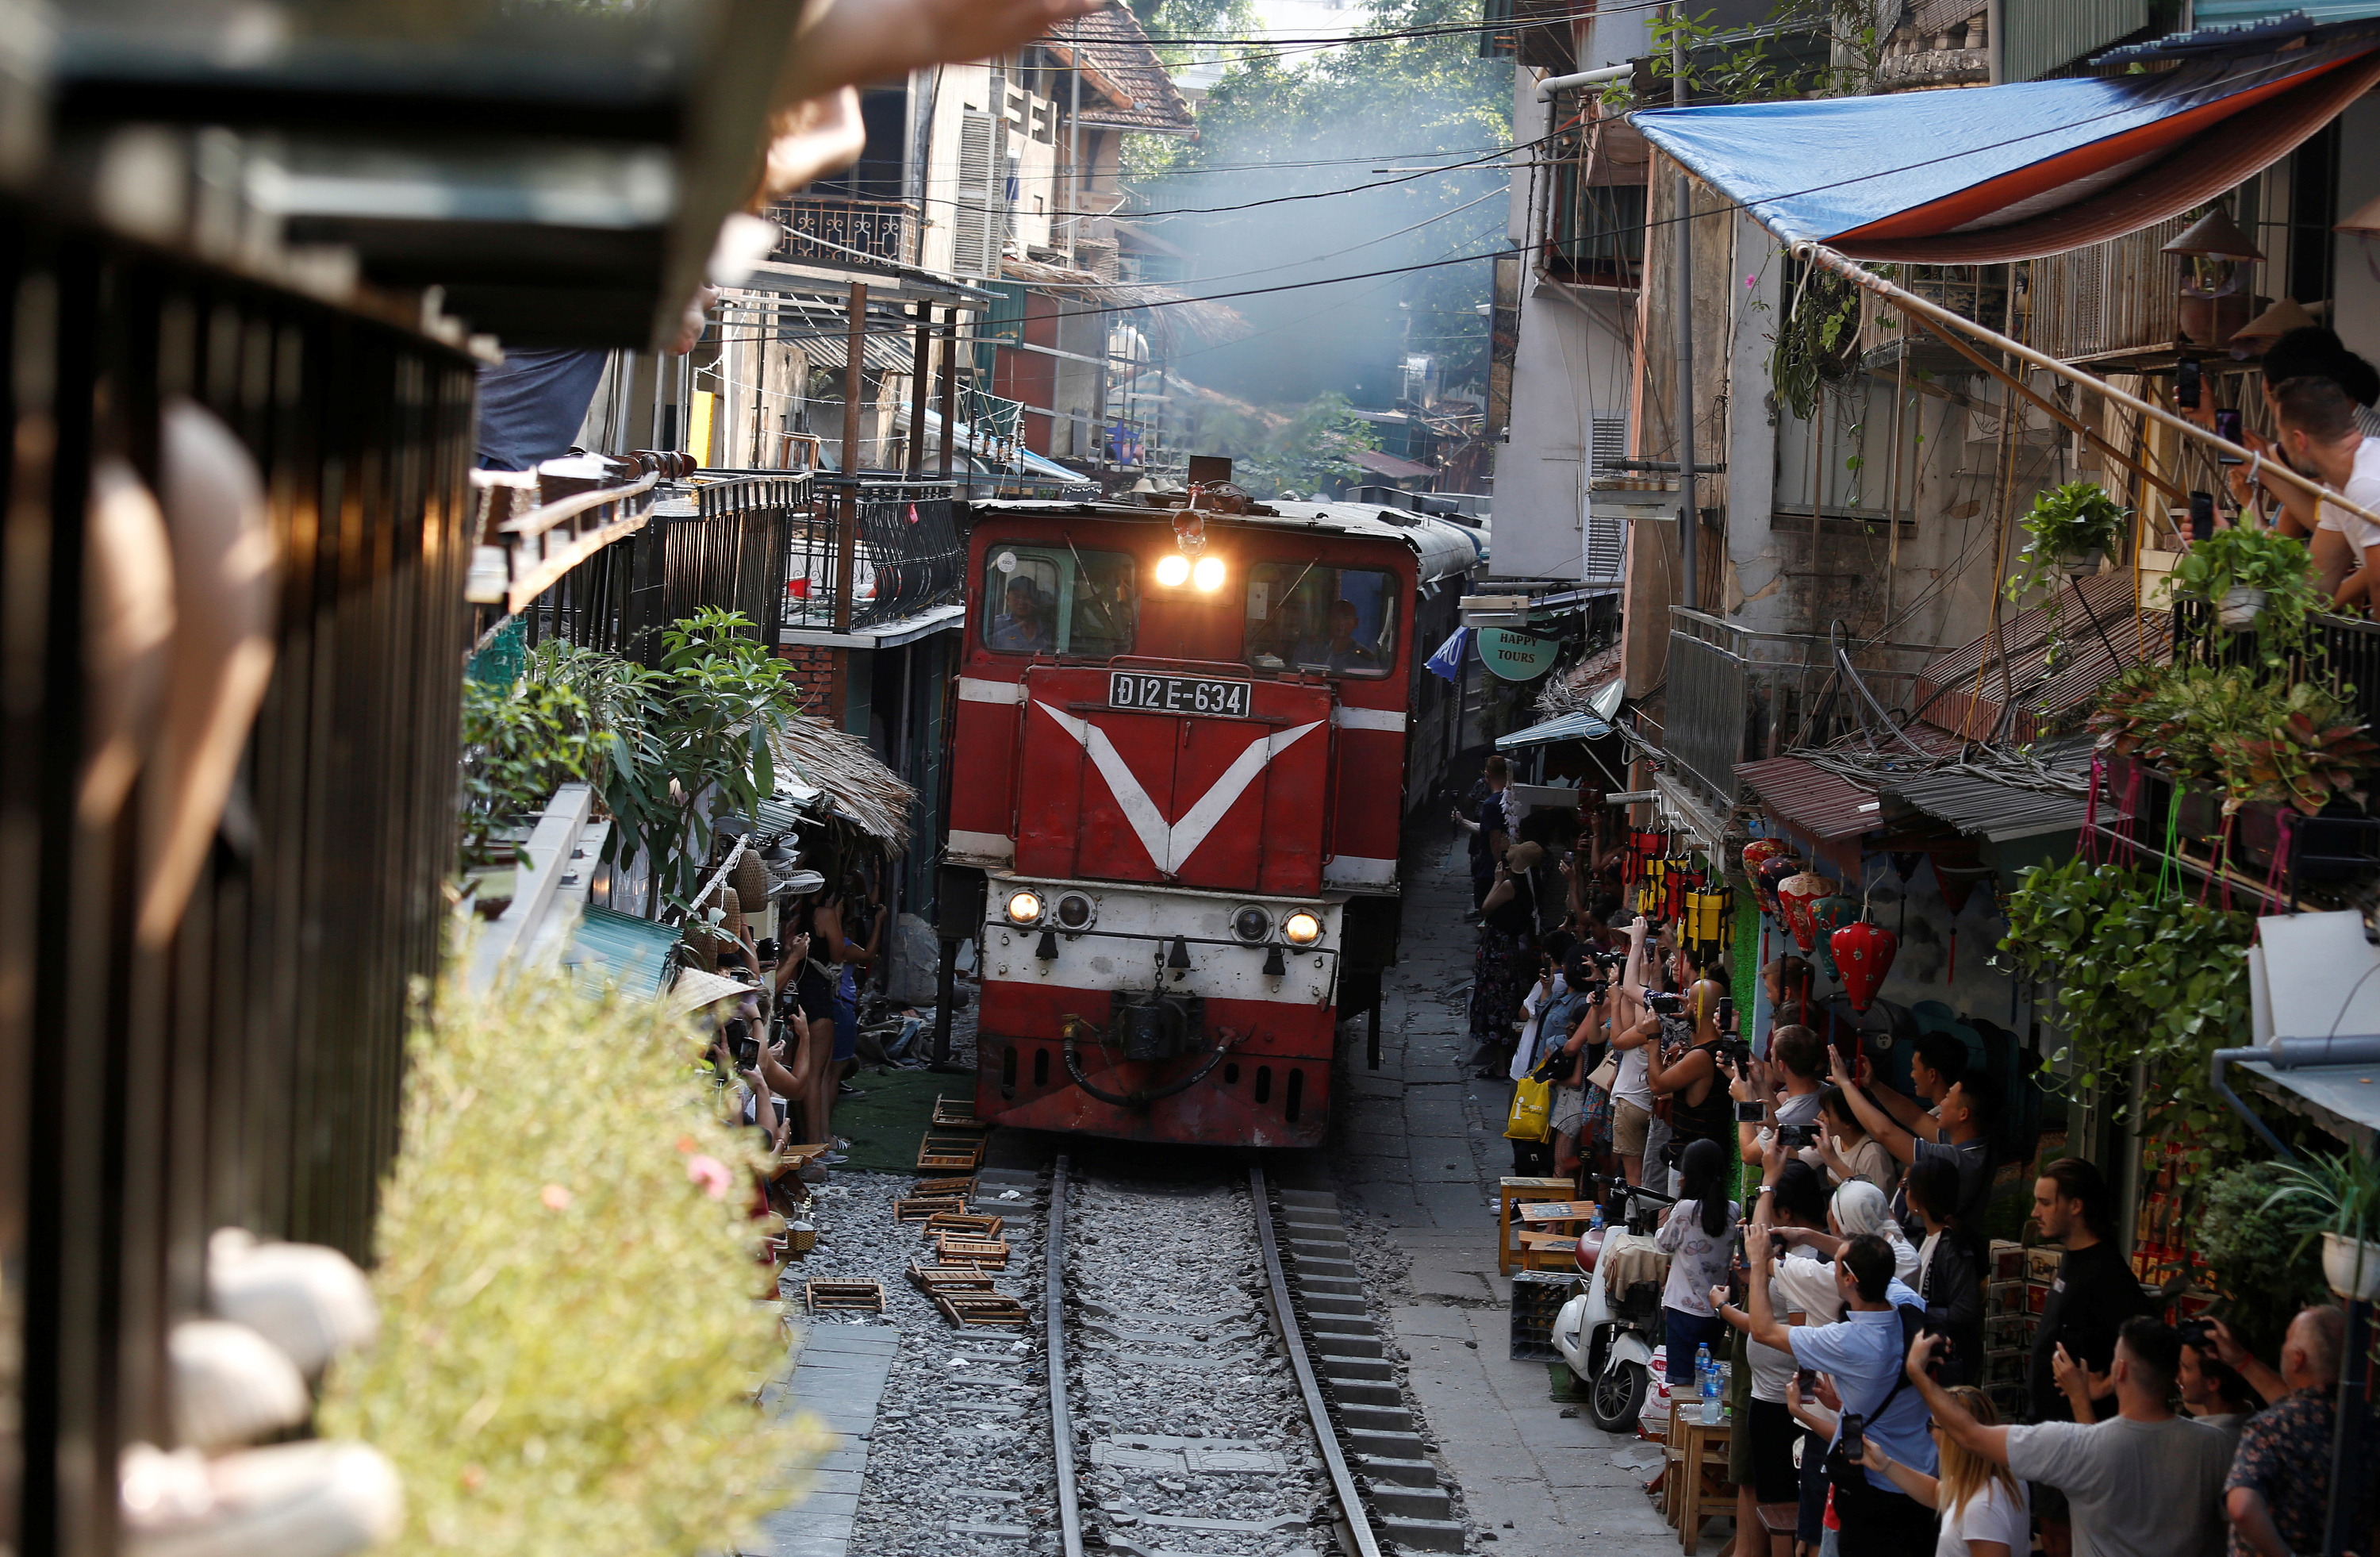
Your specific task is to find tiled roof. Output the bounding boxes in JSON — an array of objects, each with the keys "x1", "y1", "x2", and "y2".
[
  {"x1": 1046, "y1": 9, "x2": 1198, "y2": 136},
  {"x1": 1352, "y1": 448, "x2": 1436, "y2": 480}
]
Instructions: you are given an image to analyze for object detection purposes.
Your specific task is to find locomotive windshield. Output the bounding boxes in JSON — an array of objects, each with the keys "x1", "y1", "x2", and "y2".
[
  {"x1": 1242, "y1": 563, "x2": 1397, "y2": 679},
  {"x1": 981, "y1": 544, "x2": 1135, "y2": 657}
]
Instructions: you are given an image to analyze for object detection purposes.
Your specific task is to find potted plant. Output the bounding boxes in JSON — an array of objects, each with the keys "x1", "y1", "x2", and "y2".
[
  {"x1": 2196, "y1": 1161, "x2": 2331, "y2": 1361},
  {"x1": 2167, "y1": 525, "x2": 2319, "y2": 640},
  {"x1": 2006, "y1": 482, "x2": 2129, "y2": 664},
  {"x1": 2262, "y1": 1148, "x2": 2380, "y2": 1302}
]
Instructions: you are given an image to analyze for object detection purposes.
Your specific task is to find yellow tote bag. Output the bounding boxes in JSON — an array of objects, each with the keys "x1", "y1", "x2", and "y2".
[{"x1": 1504, "y1": 1075, "x2": 1553, "y2": 1140}]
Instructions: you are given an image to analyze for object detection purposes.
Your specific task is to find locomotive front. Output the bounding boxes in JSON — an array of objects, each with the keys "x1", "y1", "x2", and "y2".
[{"x1": 943, "y1": 497, "x2": 1436, "y2": 1148}]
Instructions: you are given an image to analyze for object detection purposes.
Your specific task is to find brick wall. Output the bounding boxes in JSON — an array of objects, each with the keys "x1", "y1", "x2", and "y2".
[{"x1": 777, "y1": 644, "x2": 839, "y2": 717}]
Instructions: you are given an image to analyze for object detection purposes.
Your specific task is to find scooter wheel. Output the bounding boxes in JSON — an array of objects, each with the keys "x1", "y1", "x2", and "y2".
[{"x1": 1587, "y1": 1359, "x2": 1647, "y2": 1432}]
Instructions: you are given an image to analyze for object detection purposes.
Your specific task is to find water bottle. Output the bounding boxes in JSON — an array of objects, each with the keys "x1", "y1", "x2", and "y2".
[
  {"x1": 1587, "y1": 1204, "x2": 1604, "y2": 1235},
  {"x1": 1717, "y1": 1361, "x2": 1733, "y2": 1423},
  {"x1": 1699, "y1": 1344, "x2": 1718, "y2": 1422}
]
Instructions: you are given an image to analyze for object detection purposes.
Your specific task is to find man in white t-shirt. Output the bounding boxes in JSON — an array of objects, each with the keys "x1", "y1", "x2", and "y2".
[
  {"x1": 2274, "y1": 375, "x2": 2380, "y2": 609},
  {"x1": 1910, "y1": 1316, "x2": 2234, "y2": 1557}
]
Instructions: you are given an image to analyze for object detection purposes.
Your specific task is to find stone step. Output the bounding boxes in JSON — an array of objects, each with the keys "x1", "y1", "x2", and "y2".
[
  {"x1": 1337, "y1": 1402, "x2": 1415, "y2": 1434},
  {"x1": 1357, "y1": 1454, "x2": 1439, "y2": 1488},
  {"x1": 1324, "y1": 1378, "x2": 1401, "y2": 1408},
  {"x1": 1346, "y1": 1428, "x2": 1428, "y2": 1462},
  {"x1": 1368, "y1": 1485, "x2": 1453, "y2": 1522},
  {"x1": 1321, "y1": 1355, "x2": 1392, "y2": 1382},
  {"x1": 1277, "y1": 1190, "x2": 1338, "y2": 1209},
  {"x1": 1380, "y1": 1515, "x2": 1467, "y2": 1553}
]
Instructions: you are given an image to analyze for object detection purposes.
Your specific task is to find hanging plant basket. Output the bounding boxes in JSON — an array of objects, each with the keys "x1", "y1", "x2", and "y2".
[
  {"x1": 2217, "y1": 586, "x2": 2267, "y2": 629},
  {"x1": 2322, "y1": 1232, "x2": 2380, "y2": 1301}
]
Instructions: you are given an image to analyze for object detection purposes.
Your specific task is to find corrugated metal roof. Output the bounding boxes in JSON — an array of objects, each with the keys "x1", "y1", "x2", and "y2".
[
  {"x1": 1914, "y1": 569, "x2": 2167, "y2": 743},
  {"x1": 565, "y1": 905, "x2": 681, "y2": 1002},
  {"x1": 1737, "y1": 755, "x2": 1884, "y2": 840},
  {"x1": 1878, "y1": 768, "x2": 2087, "y2": 841}
]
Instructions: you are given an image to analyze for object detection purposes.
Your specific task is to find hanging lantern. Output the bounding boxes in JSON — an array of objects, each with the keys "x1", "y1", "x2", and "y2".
[
  {"x1": 1626, "y1": 828, "x2": 1666, "y2": 888},
  {"x1": 1741, "y1": 839, "x2": 1787, "y2": 911},
  {"x1": 1810, "y1": 894, "x2": 1859, "y2": 982},
  {"x1": 1933, "y1": 851, "x2": 1994, "y2": 986},
  {"x1": 1776, "y1": 871, "x2": 1828, "y2": 952},
  {"x1": 1833, "y1": 920, "x2": 1899, "y2": 1013},
  {"x1": 1757, "y1": 854, "x2": 1802, "y2": 920},
  {"x1": 1684, "y1": 880, "x2": 1733, "y2": 967},
  {"x1": 1663, "y1": 857, "x2": 1703, "y2": 921},
  {"x1": 1637, "y1": 855, "x2": 1669, "y2": 918}
]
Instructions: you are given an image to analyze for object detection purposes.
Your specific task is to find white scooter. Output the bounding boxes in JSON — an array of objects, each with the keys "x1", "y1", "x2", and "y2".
[{"x1": 1553, "y1": 1178, "x2": 1676, "y2": 1432}]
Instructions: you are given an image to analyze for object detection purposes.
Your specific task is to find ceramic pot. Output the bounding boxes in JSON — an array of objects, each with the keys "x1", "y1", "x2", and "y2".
[
  {"x1": 2322, "y1": 1231, "x2": 2380, "y2": 1302},
  {"x1": 2217, "y1": 586, "x2": 2266, "y2": 629}
]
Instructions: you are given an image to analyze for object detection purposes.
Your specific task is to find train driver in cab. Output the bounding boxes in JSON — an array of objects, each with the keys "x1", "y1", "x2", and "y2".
[
  {"x1": 1296, "y1": 598, "x2": 1380, "y2": 675},
  {"x1": 989, "y1": 575, "x2": 1054, "y2": 654}
]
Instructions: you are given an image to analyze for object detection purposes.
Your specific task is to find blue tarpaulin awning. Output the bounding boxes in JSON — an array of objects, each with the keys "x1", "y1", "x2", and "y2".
[{"x1": 1630, "y1": 34, "x2": 2380, "y2": 264}]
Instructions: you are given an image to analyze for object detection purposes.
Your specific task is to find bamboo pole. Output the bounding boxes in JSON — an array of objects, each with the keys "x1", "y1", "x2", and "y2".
[{"x1": 1800, "y1": 241, "x2": 2380, "y2": 532}]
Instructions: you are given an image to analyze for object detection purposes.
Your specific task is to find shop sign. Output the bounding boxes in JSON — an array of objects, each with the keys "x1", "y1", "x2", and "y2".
[{"x1": 1478, "y1": 628, "x2": 1558, "y2": 682}]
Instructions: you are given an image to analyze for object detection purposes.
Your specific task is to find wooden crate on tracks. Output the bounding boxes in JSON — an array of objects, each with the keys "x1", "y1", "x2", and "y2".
[
  {"x1": 912, "y1": 1174, "x2": 977, "y2": 1198},
  {"x1": 933, "y1": 1236, "x2": 1010, "y2": 1269},
  {"x1": 931, "y1": 1095, "x2": 983, "y2": 1129},
  {"x1": 804, "y1": 1278, "x2": 885, "y2": 1314},
  {"x1": 936, "y1": 1293, "x2": 1030, "y2": 1327},
  {"x1": 908, "y1": 1263, "x2": 998, "y2": 1294},
  {"x1": 895, "y1": 1194, "x2": 969, "y2": 1221},
  {"x1": 916, "y1": 1134, "x2": 986, "y2": 1171},
  {"x1": 924, "y1": 1211, "x2": 1004, "y2": 1240}
]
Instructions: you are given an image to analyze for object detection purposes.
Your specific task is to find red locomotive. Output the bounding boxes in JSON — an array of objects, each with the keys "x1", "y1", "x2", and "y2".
[{"x1": 943, "y1": 481, "x2": 1482, "y2": 1148}]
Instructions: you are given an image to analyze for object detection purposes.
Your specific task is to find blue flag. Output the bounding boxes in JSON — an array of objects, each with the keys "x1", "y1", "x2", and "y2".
[{"x1": 1424, "y1": 625, "x2": 1469, "y2": 682}]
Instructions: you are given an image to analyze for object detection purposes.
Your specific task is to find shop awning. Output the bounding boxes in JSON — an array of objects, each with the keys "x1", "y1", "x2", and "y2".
[
  {"x1": 1630, "y1": 33, "x2": 2380, "y2": 263},
  {"x1": 1496, "y1": 709, "x2": 1613, "y2": 749}
]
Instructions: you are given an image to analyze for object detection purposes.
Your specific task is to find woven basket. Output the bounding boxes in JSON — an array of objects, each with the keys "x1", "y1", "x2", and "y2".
[
  {"x1": 681, "y1": 922, "x2": 719, "y2": 969},
  {"x1": 735, "y1": 852, "x2": 769, "y2": 916},
  {"x1": 720, "y1": 887, "x2": 744, "y2": 940}
]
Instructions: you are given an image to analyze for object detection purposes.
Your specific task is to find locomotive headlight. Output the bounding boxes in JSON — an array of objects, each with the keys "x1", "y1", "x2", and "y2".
[
  {"x1": 1282, "y1": 910, "x2": 1323, "y2": 946},
  {"x1": 1230, "y1": 905, "x2": 1273, "y2": 944},
  {"x1": 1155, "y1": 553, "x2": 1192, "y2": 587},
  {"x1": 1055, "y1": 892, "x2": 1095, "y2": 929},
  {"x1": 1005, "y1": 890, "x2": 1044, "y2": 925},
  {"x1": 1192, "y1": 556, "x2": 1226, "y2": 592}
]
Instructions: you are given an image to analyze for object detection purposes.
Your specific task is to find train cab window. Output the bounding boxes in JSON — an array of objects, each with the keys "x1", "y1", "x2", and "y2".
[
  {"x1": 1241, "y1": 563, "x2": 1397, "y2": 679},
  {"x1": 981, "y1": 544, "x2": 1135, "y2": 657}
]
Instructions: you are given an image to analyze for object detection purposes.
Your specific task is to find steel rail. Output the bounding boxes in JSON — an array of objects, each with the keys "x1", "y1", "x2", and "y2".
[
  {"x1": 1046, "y1": 1155, "x2": 1086, "y2": 1557},
  {"x1": 1247, "y1": 1164, "x2": 1384, "y2": 1557}
]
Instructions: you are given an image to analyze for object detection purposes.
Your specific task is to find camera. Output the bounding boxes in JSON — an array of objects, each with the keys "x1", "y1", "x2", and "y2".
[
  {"x1": 725, "y1": 1018, "x2": 759, "y2": 1068},
  {"x1": 1645, "y1": 990, "x2": 1685, "y2": 1016},
  {"x1": 1735, "y1": 1098, "x2": 1767, "y2": 1124},
  {"x1": 1778, "y1": 1124, "x2": 1817, "y2": 1150},
  {"x1": 2178, "y1": 1317, "x2": 2216, "y2": 1351}
]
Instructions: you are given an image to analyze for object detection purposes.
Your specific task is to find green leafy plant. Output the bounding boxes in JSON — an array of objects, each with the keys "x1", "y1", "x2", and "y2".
[
  {"x1": 2196, "y1": 1161, "x2": 2332, "y2": 1361},
  {"x1": 603, "y1": 608, "x2": 802, "y2": 919},
  {"x1": 318, "y1": 956, "x2": 820, "y2": 1557},
  {"x1": 2262, "y1": 1147, "x2": 2380, "y2": 1250},
  {"x1": 459, "y1": 677, "x2": 591, "y2": 869},
  {"x1": 2168, "y1": 525, "x2": 2324, "y2": 663},
  {"x1": 2006, "y1": 482, "x2": 2127, "y2": 602},
  {"x1": 2000, "y1": 858, "x2": 2259, "y2": 1174},
  {"x1": 2090, "y1": 662, "x2": 2371, "y2": 814}
]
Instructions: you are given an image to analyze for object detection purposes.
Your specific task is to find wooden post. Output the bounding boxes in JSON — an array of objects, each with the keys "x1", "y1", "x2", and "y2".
[
  {"x1": 835, "y1": 281, "x2": 866, "y2": 633},
  {"x1": 908, "y1": 302, "x2": 933, "y2": 478},
  {"x1": 938, "y1": 316, "x2": 958, "y2": 482}
]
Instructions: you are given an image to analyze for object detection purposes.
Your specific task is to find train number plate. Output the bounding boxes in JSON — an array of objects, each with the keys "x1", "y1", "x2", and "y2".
[{"x1": 1107, "y1": 671, "x2": 1253, "y2": 717}]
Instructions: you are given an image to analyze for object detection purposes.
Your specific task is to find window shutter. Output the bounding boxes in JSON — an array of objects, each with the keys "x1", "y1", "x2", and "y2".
[
  {"x1": 1583, "y1": 415, "x2": 1629, "y2": 582},
  {"x1": 954, "y1": 110, "x2": 997, "y2": 277}
]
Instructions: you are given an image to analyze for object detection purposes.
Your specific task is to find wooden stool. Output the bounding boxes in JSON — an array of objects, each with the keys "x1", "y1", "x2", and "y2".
[
  {"x1": 1672, "y1": 1408, "x2": 1734, "y2": 1552},
  {"x1": 1660, "y1": 1397, "x2": 1689, "y2": 1524},
  {"x1": 1498, "y1": 1176, "x2": 1573, "y2": 1274},
  {"x1": 1756, "y1": 1501, "x2": 1798, "y2": 1557}
]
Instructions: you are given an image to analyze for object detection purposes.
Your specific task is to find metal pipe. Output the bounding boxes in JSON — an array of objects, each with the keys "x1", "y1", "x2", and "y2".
[
  {"x1": 938, "y1": 317, "x2": 958, "y2": 480},
  {"x1": 835, "y1": 281, "x2": 866, "y2": 634},
  {"x1": 1672, "y1": 8, "x2": 1697, "y2": 615},
  {"x1": 2208, "y1": 1047, "x2": 2298, "y2": 1160},
  {"x1": 908, "y1": 304, "x2": 932, "y2": 477},
  {"x1": 1536, "y1": 63, "x2": 1633, "y2": 98}
]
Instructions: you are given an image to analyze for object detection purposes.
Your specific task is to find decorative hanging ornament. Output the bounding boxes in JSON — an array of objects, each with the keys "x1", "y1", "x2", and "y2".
[
  {"x1": 1777, "y1": 871, "x2": 1828, "y2": 952},
  {"x1": 1741, "y1": 839, "x2": 1787, "y2": 912},
  {"x1": 1933, "y1": 852, "x2": 1995, "y2": 986},
  {"x1": 1626, "y1": 828, "x2": 1666, "y2": 888},
  {"x1": 1833, "y1": 919, "x2": 1899, "y2": 1013},
  {"x1": 1810, "y1": 894, "x2": 1859, "y2": 982},
  {"x1": 1757, "y1": 854, "x2": 1802, "y2": 924},
  {"x1": 1684, "y1": 880, "x2": 1733, "y2": 968}
]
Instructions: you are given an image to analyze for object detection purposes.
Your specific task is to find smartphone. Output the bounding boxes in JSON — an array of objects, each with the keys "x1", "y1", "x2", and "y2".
[
  {"x1": 2178, "y1": 357, "x2": 2202, "y2": 409},
  {"x1": 2190, "y1": 490, "x2": 2215, "y2": 542},
  {"x1": 1735, "y1": 1098, "x2": 1766, "y2": 1123},
  {"x1": 1838, "y1": 1413, "x2": 1866, "y2": 1463},
  {"x1": 1718, "y1": 995, "x2": 1735, "y2": 1032},
  {"x1": 2214, "y1": 408, "x2": 2243, "y2": 464},
  {"x1": 1795, "y1": 1367, "x2": 1818, "y2": 1395}
]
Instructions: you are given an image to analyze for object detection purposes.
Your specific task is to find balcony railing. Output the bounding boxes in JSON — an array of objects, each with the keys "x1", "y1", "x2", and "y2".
[
  {"x1": 768, "y1": 194, "x2": 919, "y2": 270},
  {"x1": 1664, "y1": 609, "x2": 1933, "y2": 811},
  {"x1": 782, "y1": 478, "x2": 967, "y2": 633}
]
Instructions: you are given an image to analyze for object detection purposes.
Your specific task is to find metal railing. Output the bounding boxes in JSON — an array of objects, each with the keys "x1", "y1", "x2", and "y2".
[
  {"x1": 789, "y1": 478, "x2": 967, "y2": 632},
  {"x1": 767, "y1": 194, "x2": 919, "y2": 269},
  {"x1": 2177, "y1": 600, "x2": 2380, "y2": 736},
  {"x1": 2, "y1": 194, "x2": 477, "y2": 1557},
  {"x1": 1664, "y1": 609, "x2": 1934, "y2": 810}
]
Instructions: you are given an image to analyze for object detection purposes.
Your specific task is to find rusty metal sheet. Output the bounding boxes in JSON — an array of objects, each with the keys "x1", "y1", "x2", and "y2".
[{"x1": 1736, "y1": 756, "x2": 1884, "y2": 841}]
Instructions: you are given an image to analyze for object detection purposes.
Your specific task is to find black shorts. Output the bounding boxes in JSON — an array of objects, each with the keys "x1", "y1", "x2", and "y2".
[{"x1": 1746, "y1": 1399, "x2": 1800, "y2": 1505}]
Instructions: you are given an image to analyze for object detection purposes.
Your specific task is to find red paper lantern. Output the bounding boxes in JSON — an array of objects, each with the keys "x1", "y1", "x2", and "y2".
[
  {"x1": 1832, "y1": 920, "x2": 1899, "y2": 1013},
  {"x1": 1777, "y1": 871, "x2": 1828, "y2": 952},
  {"x1": 1756, "y1": 854, "x2": 1802, "y2": 921},
  {"x1": 1741, "y1": 839, "x2": 1787, "y2": 912}
]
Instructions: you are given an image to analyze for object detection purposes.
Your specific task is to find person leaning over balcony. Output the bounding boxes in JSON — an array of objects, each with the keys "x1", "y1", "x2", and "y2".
[
  {"x1": 2219, "y1": 328, "x2": 2380, "y2": 598},
  {"x1": 2270, "y1": 375, "x2": 2380, "y2": 611},
  {"x1": 2214, "y1": 1306, "x2": 2370, "y2": 1557},
  {"x1": 1910, "y1": 1317, "x2": 2235, "y2": 1557}
]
